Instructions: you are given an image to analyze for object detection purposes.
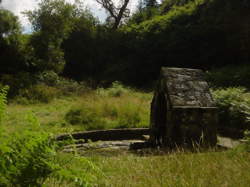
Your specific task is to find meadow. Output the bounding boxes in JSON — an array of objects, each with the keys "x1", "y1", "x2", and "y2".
[{"x1": 1, "y1": 82, "x2": 249, "y2": 186}]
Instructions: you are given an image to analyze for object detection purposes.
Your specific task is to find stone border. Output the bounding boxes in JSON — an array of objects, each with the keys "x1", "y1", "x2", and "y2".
[{"x1": 55, "y1": 128, "x2": 151, "y2": 142}]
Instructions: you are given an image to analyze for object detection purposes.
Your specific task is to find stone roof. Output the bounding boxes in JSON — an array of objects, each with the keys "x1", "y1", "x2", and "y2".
[{"x1": 160, "y1": 67, "x2": 215, "y2": 108}]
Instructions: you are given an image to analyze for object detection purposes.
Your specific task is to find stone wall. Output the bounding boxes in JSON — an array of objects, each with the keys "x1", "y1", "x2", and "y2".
[
  {"x1": 150, "y1": 67, "x2": 218, "y2": 147},
  {"x1": 166, "y1": 107, "x2": 217, "y2": 147}
]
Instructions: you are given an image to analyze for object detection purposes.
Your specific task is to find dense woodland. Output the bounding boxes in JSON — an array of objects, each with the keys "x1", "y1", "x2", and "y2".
[{"x1": 0, "y1": 0, "x2": 249, "y2": 94}]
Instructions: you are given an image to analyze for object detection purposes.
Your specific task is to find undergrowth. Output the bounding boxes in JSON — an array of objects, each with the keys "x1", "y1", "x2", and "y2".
[
  {"x1": 1, "y1": 82, "x2": 250, "y2": 186},
  {"x1": 0, "y1": 87, "x2": 98, "y2": 186},
  {"x1": 212, "y1": 87, "x2": 250, "y2": 131},
  {"x1": 65, "y1": 82, "x2": 151, "y2": 130},
  {"x1": 207, "y1": 64, "x2": 250, "y2": 89}
]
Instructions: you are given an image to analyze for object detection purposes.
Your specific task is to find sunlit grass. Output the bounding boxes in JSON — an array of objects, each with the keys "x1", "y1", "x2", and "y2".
[
  {"x1": 5, "y1": 89, "x2": 152, "y2": 134},
  {"x1": 92, "y1": 150, "x2": 250, "y2": 186},
  {"x1": 3, "y1": 87, "x2": 250, "y2": 186}
]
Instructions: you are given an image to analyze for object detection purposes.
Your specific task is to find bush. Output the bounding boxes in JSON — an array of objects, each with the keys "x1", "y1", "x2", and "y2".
[
  {"x1": 0, "y1": 72, "x2": 36, "y2": 97},
  {"x1": 56, "y1": 78, "x2": 89, "y2": 96},
  {"x1": 16, "y1": 84, "x2": 60, "y2": 104},
  {"x1": 0, "y1": 86, "x2": 8, "y2": 125},
  {"x1": 65, "y1": 107, "x2": 107, "y2": 130},
  {"x1": 0, "y1": 88, "x2": 56, "y2": 186},
  {"x1": 36, "y1": 71, "x2": 60, "y2": 86},
  {"x1": 0, "y1": 87, "x2": 98, "y2": 186},
  {"x1": 96, "y1": 81, "x2": 131, "y2": 97},
  {"x1": 37, "y1": 71, "x2": 89, "y2": 96},
  {"x1": 212, "y1": 87, "x2": 250, "y2": 131},
  {"x1": 242, "y1": 130, "x2": 250, "y2": 152},
  {"x1": 0, "y1": 130, "x2": 57, "y2": 186},
  {"x1": 206, "y1": 65, "x2": 250, "y2": 89}
]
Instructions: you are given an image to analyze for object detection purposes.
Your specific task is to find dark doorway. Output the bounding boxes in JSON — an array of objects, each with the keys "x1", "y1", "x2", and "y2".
[{"x1": 154, "y1": 92, "x2": 167, "y2": 145}]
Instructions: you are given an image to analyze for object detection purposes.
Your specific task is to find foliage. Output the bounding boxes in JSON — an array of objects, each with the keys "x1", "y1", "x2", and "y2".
[
  {"x1": 160, "y1": 0, "x2": 195, "y2": 14},
  {"x1": 16, "y1": 84, "x2": 60, "y2": 104},
  {"x1": 1, "y1": 0, "x2": 250, "y2": 90},
  {"x1": 206, "y1": 64, "x2": 250, "y2": 89},
  {"x1": 7, "y1": 72, "x2": 89, "y2": 104},
  {"x1": 96, "y1": 81, "x2": 130, "y2": 97},
  {"x1": 36, "y1": 71, "x2": 89, "y2": 96},
  {"x1": 2, "y1": 87, "x2": 250, "y2": 186},
  {"x1": 96, "y1": 0, "x2": 130, "y2": 29},
  {"x1": 65, "y1": 107, "x2": 107, "y2": 130},
  {"x1": 25, "y1": 0, "x2": 87, "y2": 74},
  {"x1": 0, "y1": 123, "x2": 97, "y2": 186},
  {"x1": 62, "y1": 0, "x2": 250, "y2": 88},
  {"x1": 65, "y1": 85, "x2": 150, "y2": 130},
  {"x1": 0, "y1": 129, "x2": 57, "y2": 186},
  {"x1": 242, "y1": 130, "x2": 250, "y2": 152},
  {"x1": 0, "y1": 72, "x2": 37, "y2": 97},
  {"x1": 0, "y1": 87, "x2": 98, "y2": 186},
  {"x1": 0, "y1": 9, "x2": 28, "y2": 76},
  {"x1": 0, "y1": 88, "x2": 56, "y2": 186},
  {"x1": 212, "y1": 87, "x2": 250, "y2": 130},
  {"x1": 0, "y1": 86, "x2": 8, "y2": 125},
  {"x1": 0, "y1": 9, "x2": 20, "y2": 36}
]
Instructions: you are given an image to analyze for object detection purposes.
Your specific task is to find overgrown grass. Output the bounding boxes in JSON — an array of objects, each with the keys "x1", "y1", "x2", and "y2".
[
  {"x1": 64, "y1": 83, "x2": 151, "y2": 130},
  {"x1": 92, "y1": 150, "x2": 250, "y2": 186},
  {"x1": 0, "y1": 88, "x2": 99, "y2": 186},
  {"x1": 5, "y1": 88, "x2": 152, "y2": 134},
  {"x1": 2, "y1": 82, "x2": 250, "y2": 186}
]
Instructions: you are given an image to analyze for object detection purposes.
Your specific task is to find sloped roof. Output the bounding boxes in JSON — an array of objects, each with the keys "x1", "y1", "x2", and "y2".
[{"x1": 160, "y1": 67, "x2": 215, "y2": 108}]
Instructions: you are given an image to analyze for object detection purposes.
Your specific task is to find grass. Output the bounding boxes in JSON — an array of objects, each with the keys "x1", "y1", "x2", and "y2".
[
  {"x1": 5, "y1": 87, "x2": 152, "y2": 134},
  {"x1": 2, "y1": 84, "x2": 250, "y2": 186},
  {"x1": 92, "y1": 150, "x2": 250, "y2": 186},
  {"x1": 65, "y1": 90, "x2": 151, "y2": 130},
  {"x1": 5, "y1": 96, "x2": 84, "y2": 134},
  {"x1": 42, "y1": 149, "x2": 250, "y2": 187}
]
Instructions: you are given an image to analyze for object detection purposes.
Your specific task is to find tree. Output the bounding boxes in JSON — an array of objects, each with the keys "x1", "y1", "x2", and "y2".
[
  {"x1": 144, "y1": 0, "x2": 158, "y2": 8},
  {"x1": 0, "y1": 9, "x2": 20, "y2": 37},
  {"x1": 96, "y1": 0, "x2": 130, "y2": 29},
  {"x1": 25, "y1": 0, "x2": 83, "y2": 74},
  {"x1": 0, "y1": 9, "x2": 27, "y2": 75}
]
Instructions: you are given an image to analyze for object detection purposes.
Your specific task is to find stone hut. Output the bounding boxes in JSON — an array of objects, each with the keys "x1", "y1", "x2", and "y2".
[{"x1": 150, "y1": 67, "x2": 217, "y2": 147}]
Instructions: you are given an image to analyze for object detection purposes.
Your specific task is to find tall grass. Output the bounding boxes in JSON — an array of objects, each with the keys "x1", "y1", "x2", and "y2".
[
  {"x1": 0, "y1": 87, "x2": 98, "y2": 186},
  {"x1": 93, "y1": 150, "x2": 250, "y2": 186},
  {"x1": 65, "y1": 83, "x2": 152, "y2": 130},
  {"x1": 2, "y1": 83, "x2": 250, "y2": 186}
]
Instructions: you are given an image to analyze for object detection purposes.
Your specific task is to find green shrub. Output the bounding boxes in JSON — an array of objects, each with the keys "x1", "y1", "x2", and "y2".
[
  {"x1": 206, "y1": 65, "x2": 250, "y2": 89},
  {"x1": 0, "y1": 130, "x2": 57, "y2": 186},
  {"x1": 96, "y1": 81, "x2": 131, "y2": 97},
  {"x1": 212, "y1": 87, "x2": 250, "y2": 130},
  {"x1": 65, "y1": 107, "x2": 107, "y2": 130},
  {"x1": 0, "y1": 87, "x2": 98, "y2": 186},
  {"x1": 242, "y1": 130, "x2": 250, "y2": 152},
  {"x1": 16, "y1": 84, "x2": 60, "y2": 104},
  {"x1": 37, "y1": 71, "x2": 89, "y2": 96},
  {"x1": 0, "y1": 125, "x2": 97, "y2": 186},
  {"x1": 0, "y1": 72, "x2": 36, "y2": 97},
  {"x1": 0, "y1": 86, "x2": 8, "y2": 125},
  {"x1": 56, "y1": 79, "x2": 89, "y2": 96},
  {"x1": 0, "y1": 88, "x2": 56, "y2": 186}
]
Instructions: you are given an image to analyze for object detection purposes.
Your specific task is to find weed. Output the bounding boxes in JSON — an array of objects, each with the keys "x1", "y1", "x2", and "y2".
[{"x1": 212, "y1": 87, "x2": 250, "y2": 130}]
